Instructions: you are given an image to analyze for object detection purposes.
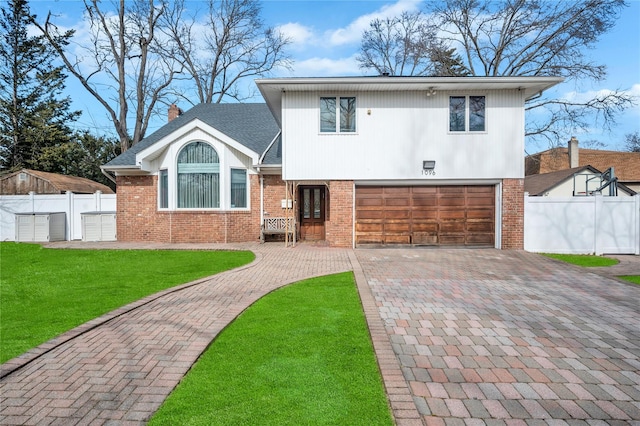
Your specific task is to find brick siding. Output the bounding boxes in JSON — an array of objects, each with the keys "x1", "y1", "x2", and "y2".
[
  {"x1": 325, "y1": 180, "x2": 354, "y2": 247},
  {"x1": 501, "y1": 178, "x2": 524, "y2": 249},
  {"x1": 116, "y1": 174, "x2": 266, "y2": 243}
]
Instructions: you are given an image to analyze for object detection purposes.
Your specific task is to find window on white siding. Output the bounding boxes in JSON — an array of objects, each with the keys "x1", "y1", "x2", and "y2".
[
  {"x1": 177, "y1": 142, "x2": 220, "y2": 208},
  {"x1": 449, "y1": 95, "x2": 485, "y2": 132},
  {"x1": 230, "y1": 168, "x2": 247, "y2": 208},
  {"x1": 320, "y1": 96, "x2": 356, "y2": 133},
  {"x1": 159, "y1": 169, "x2": 168, "y2": 209}
]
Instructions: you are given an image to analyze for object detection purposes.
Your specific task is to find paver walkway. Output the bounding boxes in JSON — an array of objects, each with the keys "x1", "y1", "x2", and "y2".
[
  {"x1": 2, "y1": 243, "x2": 639, "y2": 425},
  {"x1": 356, "y1": 249, "x2": 640, "y2": 425},
  {"x1": 0, "y1": 243, "x2": 354, "y2": 425}
]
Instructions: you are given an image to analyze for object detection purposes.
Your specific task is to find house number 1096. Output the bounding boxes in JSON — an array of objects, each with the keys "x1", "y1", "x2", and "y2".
[{"x1": 422, "y1": 169, "x2": 436, "y2": 176}]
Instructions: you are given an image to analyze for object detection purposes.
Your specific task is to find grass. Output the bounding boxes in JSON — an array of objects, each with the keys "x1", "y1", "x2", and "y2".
[
  {"x1": 0, "y1": 242, "x2": 254, "y2": 363},
  {"x1": 619, "y1": 276, "x2": 640, "y2": 285},
  {"x1": 149, "y1": 272, "x2": 393, "y2": 426},
  {"x1": 542, "y1": 253, "x2": 619, "y2": 267}
]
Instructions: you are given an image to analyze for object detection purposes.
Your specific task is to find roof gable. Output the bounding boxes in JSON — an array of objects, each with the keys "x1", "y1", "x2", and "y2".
[{"x1": 103, "y1": 103, "x2": 280, "y2": 169}]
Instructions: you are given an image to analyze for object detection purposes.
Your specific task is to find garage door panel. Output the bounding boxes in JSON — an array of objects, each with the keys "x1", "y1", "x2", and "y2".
[
  {"x1": 356, "y1": 198, "x2": 384, "y2": 207},
  {"x1": 357, "y1": 210, "x2": 384, "y2": 220},
  {"x1": 384, "y1": 223, "x2": 411, "y2": 233},
  {"x1": 439, "y1": 235, "x2": 467, "y2": 245},
  {"x1": 384, "y1": 210, "x2": 411, "y2": 220},
  {"x1": 413, "y1": 233, "x2": 438, "y2": 244},
  {"x1": 384, "y1": 235, "x2": 412, "y2": 244},
  {"x1": 355, "y1": 185, "x2": 495, "y2": 246},
  {"x1": 438, "y1": 209, "x2": 466, "y2": 219},
  {"x1": 356, "y1": 222, "x2": 384, "y2": 233}
]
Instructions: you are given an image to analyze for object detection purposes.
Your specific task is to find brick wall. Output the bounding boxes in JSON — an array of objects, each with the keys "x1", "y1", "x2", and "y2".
[
  {"x1": 116, "y1": 174, "x2": 264, "y2": 243},
  {"x1": 325, "y1": 180, "x2": 354, "y2": 247},
  {"x1": 501, "y1": 178, "x2": 524, "y2": 249}
]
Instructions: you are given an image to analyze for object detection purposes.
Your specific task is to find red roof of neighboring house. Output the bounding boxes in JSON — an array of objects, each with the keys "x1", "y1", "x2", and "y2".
[{"x1": 525, "y1": 147, "x2": 640, "y2": 183}]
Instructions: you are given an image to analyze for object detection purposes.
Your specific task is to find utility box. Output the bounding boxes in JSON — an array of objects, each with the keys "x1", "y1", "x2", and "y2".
[
  {"x1": 81, "y1": 211, "x2": 117, "y2": 241},
  {"x1": 15, "y1": 212, "x2": 66, "y2": 242}
]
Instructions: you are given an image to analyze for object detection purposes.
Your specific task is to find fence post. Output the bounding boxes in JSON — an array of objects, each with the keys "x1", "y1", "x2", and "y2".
[
  {"x1": 67, "y1": 191, "x2": 74, "y2": 241},
  {"x1": 594, "y1": 193, "x2": 603, "y2": 255},
  {"x1": 636, "y1": 195, "x2": 640, "y2": 255}
]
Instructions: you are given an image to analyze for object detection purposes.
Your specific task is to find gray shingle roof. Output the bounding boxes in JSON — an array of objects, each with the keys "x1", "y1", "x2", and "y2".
[{"x1": 104, "y1": 103, "x2": 281, "y2": 168}]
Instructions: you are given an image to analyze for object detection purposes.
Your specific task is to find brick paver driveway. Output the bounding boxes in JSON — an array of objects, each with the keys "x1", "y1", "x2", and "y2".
[{"x1": 355, "y1": 249, "x2": 640, "y2": 425}]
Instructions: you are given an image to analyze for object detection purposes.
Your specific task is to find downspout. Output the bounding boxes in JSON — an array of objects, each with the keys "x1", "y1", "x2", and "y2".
[
  {"x1": 260, "y1": 175, "x2": 264, "y2": 228},
  {"x1": 100, "y1": 168, "x2": 116, "y2": 185}
]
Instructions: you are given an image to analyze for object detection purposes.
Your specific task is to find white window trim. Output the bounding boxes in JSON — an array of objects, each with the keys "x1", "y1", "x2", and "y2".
[
  {"x1": 158, "y1": 169, "x2": 169, "y2": 210},
  {"x1": 229, "y1": 167, "x2": 250, "y2": 210},
  {"x1": 157, "y1": 139, "x2": 254, "y2": 212},
  {"x1": 319, "y1": 95, "x2": 358, "y2": 134},
  {"x1": 448, "y1": 94, "x2": 487, "y2": 134}
]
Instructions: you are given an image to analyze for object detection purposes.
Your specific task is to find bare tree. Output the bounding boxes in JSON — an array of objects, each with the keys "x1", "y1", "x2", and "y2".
[
  {"x1": 161, "y1": 0, "x2": 291, "y2": 105},
  {"x1": 428, "y1": 0, "x2": 636, "y2": 145},
  {"x1": 357, "y1": 11, "x2": 469, "y2": 76},
  {"x1": 33, "y1": 0, "x2": 180, "y2": 151},
  {"x1": 625, "y1": 131, "x2": 640, "y2": 152}
]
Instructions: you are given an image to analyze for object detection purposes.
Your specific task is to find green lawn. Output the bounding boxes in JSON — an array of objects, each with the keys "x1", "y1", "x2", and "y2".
[
  {"x1": 0, "y1": 242, "x2": 254, "y2": 363},
  {"x1": 150, "y1": 272, "x2": 393, "y2": 426},
  {"x1": 542, "y1": 253, "x2": 640, "y2": 285},
  {"x1": 542, "y1": 253, "x2": 619, "y2": 267},
  {"x1": 619, "y1": 275, "x2": 640, "y2": 285}
]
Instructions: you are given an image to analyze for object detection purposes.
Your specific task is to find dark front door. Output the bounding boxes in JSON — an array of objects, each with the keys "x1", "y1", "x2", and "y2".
[{"x1": 299, "y1": 186, "x2": 325, "y2": 241}]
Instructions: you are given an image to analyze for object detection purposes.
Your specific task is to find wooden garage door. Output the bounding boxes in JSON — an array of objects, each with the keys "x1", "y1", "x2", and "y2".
[{"x1": 355, "y1": 185, "x2": 495, "y2": 246}]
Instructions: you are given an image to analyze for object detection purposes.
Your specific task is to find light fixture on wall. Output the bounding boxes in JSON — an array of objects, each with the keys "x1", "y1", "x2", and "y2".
[
  {"x1": 423, "y1": 160, "x2": 436, "y2": 170},
  {"x1": 425, "y1": 87, "x2": 436, "y2": 97}
]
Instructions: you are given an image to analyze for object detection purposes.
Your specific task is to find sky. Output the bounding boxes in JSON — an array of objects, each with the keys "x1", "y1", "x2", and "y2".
[{"x1": 26, "y1": 0, "x2": 640, "y2": 152}]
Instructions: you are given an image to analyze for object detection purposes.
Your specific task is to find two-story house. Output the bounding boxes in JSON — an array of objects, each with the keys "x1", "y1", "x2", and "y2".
[{"x1": 102, "y1": 76, "x2": 562, "y2": 248}]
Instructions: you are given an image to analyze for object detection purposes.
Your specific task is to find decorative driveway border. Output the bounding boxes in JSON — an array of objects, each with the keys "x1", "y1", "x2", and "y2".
[{"x1": 355, "y1": 248, "x2": 640, "y2": 425}]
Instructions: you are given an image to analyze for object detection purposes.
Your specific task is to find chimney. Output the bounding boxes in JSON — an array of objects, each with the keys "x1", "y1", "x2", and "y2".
[
  {"x1": 168, "y1": 104, "x2": 182, "y2": 122},
  {"x1": 568, "y1": 136, "x2": 579, "y2": 168}
]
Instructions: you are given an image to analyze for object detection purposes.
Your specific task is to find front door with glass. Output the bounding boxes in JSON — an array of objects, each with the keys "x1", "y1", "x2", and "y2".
[{"x1": 299, "y1": 186, "x2": 325, "y2": 241}]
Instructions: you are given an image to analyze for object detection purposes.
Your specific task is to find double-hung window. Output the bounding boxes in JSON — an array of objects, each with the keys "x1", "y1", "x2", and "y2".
[
  {"x1": 177, "y1": 142, "x2": 220, "y2": 208},
  {"x1": 320, "y1": 96, "x2": 356, "y2": 133},
  {"x1": 449, "y1": 95, "x2": 486, "y2": 132}
]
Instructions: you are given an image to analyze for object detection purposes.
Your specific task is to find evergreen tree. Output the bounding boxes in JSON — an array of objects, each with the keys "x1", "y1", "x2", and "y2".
[{"x1": 0, "y1": 0, "x2": 79, "y2": 172}]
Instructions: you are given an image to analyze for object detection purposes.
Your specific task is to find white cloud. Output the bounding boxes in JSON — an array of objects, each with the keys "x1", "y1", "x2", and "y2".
[
  {"x1": 327, "y1": 0, "x2": 423, "y2": 46},
  {"x1": 292, "y1": 55, "x2": 361, "y2": 76},
  {"x1": 277, "y1": 22, "x2": 315, "y2": 48}
]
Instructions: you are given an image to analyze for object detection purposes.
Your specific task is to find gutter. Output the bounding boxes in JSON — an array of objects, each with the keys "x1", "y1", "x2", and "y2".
[{"x1": 100, "y1": 167, "x2": 117, "y2": 185}]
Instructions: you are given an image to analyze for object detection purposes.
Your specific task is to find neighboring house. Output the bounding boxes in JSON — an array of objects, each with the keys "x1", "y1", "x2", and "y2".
[
  {"x1": 525, "y1": 138, "x2": 640, "y2": 193},
  {"x1": 524, "y1": 165, "x2": 636, "y2": 197},
  {"x1": 102, "y1": 76, "x2": 562, "y2": 248},
  {"x1": 0, "y1": 169, "x2": 114, "y2": 195}
]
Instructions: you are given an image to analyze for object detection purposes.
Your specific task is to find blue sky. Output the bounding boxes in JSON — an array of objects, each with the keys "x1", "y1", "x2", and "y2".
[{"x1": 28, "y1": 0, "x2": 640, "y2": 152}]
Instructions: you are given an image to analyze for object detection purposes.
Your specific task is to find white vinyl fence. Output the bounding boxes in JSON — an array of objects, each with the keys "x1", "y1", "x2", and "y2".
[
  {"x1": 0, "y1": 192, "x2": 116, "y2": 241},
  {"x1": 524, "y1": 195, "x2": 640, "y2": 255}
]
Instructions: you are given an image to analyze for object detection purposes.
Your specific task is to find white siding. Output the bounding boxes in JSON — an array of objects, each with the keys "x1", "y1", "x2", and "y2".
[{"x1": 282, "y1": 90, "x2": 525, "y2": 181}]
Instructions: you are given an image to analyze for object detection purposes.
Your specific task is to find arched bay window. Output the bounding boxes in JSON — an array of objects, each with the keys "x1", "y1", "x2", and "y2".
[{"x1": 177, "y1": 142, "x2": 219, "y2": 208}]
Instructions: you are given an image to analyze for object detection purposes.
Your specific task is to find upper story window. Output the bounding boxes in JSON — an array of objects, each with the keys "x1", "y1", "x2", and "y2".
[
  {"x1": 177, "y1": 142, "x2": 220, "y2": 208},
  {"x1": 449, "y1": 95, "x2": 486, "y2": 132},
  {"x1": 320, "y1": 96, "x2": 356, "y2": 133}
]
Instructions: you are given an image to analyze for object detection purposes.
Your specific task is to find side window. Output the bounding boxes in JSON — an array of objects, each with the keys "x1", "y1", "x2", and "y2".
[
  {"x1": 449, "y1": 95, "x2": 485, "y2": 132},
  {"x1": 177, "y1": 142, "x2": 220, "y2": 208},
  {"x1": 159, "y1": 169, "x2": 168, "y2": 209},
  {"x1": 320, "y1": 96, "x2": 356, "y2": 133},
  {"x1": 230, "y1": 169, "x2": 247, "y2": 208}
]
